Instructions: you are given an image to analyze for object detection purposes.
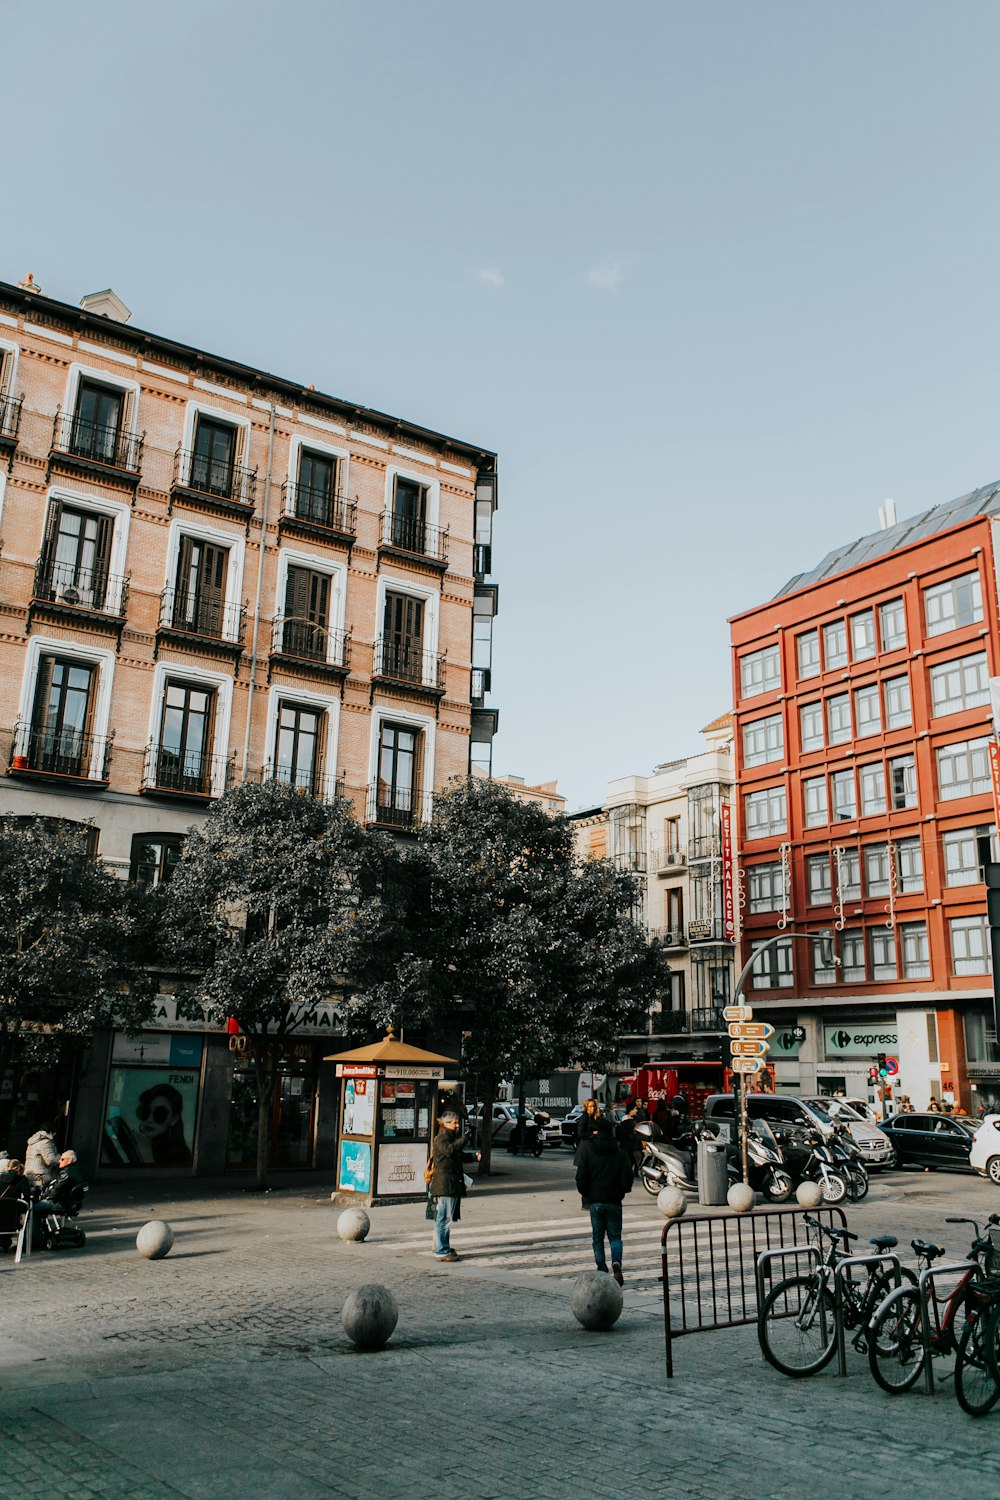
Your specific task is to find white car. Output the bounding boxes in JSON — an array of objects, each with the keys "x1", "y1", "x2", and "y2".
[{"x1": 969, "y1": 1114, "x2": 1000, "y2": 1184}]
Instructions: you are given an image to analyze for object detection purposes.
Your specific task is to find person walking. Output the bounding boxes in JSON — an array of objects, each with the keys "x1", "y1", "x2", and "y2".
[
  {"x1": 429, "y1": 1110, "x2": 474, "y2": 1263},
  {"x1": 576, "y1": 1116, "x2": 633, "y2": 1286},
  {"x1": 616, "y1": 1100, "x2": 642, "y2": 1176}
]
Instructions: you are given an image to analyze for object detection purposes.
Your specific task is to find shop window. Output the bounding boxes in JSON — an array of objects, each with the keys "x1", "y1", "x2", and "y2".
[{"x1": 102, "y1": 1032, "x2": 203, "y2": 1167}]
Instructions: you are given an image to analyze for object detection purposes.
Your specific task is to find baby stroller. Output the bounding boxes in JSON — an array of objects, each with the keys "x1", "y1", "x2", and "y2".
[
  {"x1": 32, "y1": 1171, "x2": 87, "y2": 1251},
  {"x1": 0, "y1": 1185, "x2": 31, "y2": 1257}
]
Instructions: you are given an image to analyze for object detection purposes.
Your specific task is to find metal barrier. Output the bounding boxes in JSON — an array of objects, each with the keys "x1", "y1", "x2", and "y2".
[{"x1": 660, "y1": 1205, "x2": 848, "y2": 1378}]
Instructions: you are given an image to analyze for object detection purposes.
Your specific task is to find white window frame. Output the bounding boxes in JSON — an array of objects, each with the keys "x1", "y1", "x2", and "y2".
[
  {"x1": 0, "y1": 336, "x2": 20, "y2": 398},
  {"x1": 826, "y1": 693, "x2": 852, "y2": 745},
  {"x1": 950, "y1": 915, "x2": 991, "y2": 976},
  {"x1": 275, "y1": 548, "x2": 348, "y2": 665},
  {"x1": 743, "y1": 785, "x2": 787, "y2": 839},
  {"x1": 850, "y1": 609, "x2": 876, "y2": 661},
  {"x1": 384, "y1": 462, "x2": 442, "y2": 534},
  {"x1": 748, "y1": 861, "x2": 784, "y2": 913},
  {"x1": 42, "y1": 486, "x2": 132, "y2": 612},
  {"x1": 742, "y1": 713, "x2": 783, "y2": 767},
  {"x1": 853, "y1": 682, "x2": 881, "y2": 739},
  {"x1": 145, "y1": 660, "x2": 234, "y2": 798},
  {"x1": 367, "y1": 704, "x2": 437, "y2": 804},
  {"x1": 879, "y1": 597, "x2": 907, "y2": 653},
  {"x1": 16, "y1": 636, "x2": 117, "y2": 782},
  {"x1": 900, "y1": 922, "x2": 930, "y2": 979},
  {"x1": 870, "y1": 928, "x2": 898, "y2": 981},
  {"x1": 830, "y1": 768, "x2": 857, "y2": 821},
  {"x1": 859, "y1": 761, "x2": 886, "y2": 817},
  {"x1": 929, "y1": 651, "x2": 990, "y2": 717},
  {"x1": 739, "y1": 643, "x2": 781, "y2": 698},
  {"x1": 804, "y1": 775, "x2": 828, "y2": 828},
  {"x1": 163, "y1": 518, "x2": 247, "y2": 642},
  {"x1": 62, "y1": 360, "x2": 142, "y2": 443},
  {"x1": 179, "y1": 401, "x2": 254, "y2": 502},
  {"x1": 889, "y1": 754, "x2": 917, "y2": 809},
  {"x1": 924, "y1": 571, "x2": 984, "y2": 637},
  {"x1": 800, "y1": 701, "x2": 824, "y2": 753},
  {"x1": 375, "y1": 571, "x2": 442, "y2": 683},
  {"x1": 287, "y1": 433, "x2": 351, "y2": 511},
  {"x1": 823, "y1": 618, "x2": 847, "y2": 669},
  {"x1": 797, "y1": 630, "x2": 820, "y2": 680},
  {"x1": 884, "y1": 674, "x2": 912, "y2": 729},
  {"x1": 806, "y1": 854, "x2": 832, "y2": 906},
  {"x1": 937, "y1": 737, "x2": 991, "y2": 801},
  {"x1": 264, "y1": 685, "x2": 341, "y2": 786}
]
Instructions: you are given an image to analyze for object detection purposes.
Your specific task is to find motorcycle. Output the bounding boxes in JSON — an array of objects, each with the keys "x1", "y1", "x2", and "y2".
[
  {"x1": 506, "y1": 1111, "x2": 545, "y2": 1157},
  {"x1": 777, "y1": 1124, "x2": 849, "y2": 1204},
  {"x1": 831, "y1": 1125, "x2": 869, "y2": 1202},
  {"x1": 635, "y1": 1120, "x2": 793, "y2": 1203}
]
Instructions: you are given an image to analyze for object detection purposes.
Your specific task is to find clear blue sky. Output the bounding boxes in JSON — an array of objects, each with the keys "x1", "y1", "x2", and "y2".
[{"x1": 8, "y1": 1, "x2": 1000, "y2": 807}]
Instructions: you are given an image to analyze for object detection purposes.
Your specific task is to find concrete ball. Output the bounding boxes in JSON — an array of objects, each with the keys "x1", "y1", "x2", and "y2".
[
  {"x1": 342, "y1": 1283, "x2": 399, "y2": 1350},
  {"x1": 656, "y1": 1186, "x2": 688, "y2": 1219},
  {"x1": 337, "y1": 1208, "x2": 371, "y2": 1242},
  {"x1": 570, "y1": 1271, "x2": 624, "y2": 1331},
  {"x1": 727, "y1": 1182, "x2": 756, "y2": 1215},
  {"x1": 795, "y1": 1179, "x2": 824, "y2": 1210},
  {"x1": 136, "y1": 1220, "x2": 174, "y2": 1260}
]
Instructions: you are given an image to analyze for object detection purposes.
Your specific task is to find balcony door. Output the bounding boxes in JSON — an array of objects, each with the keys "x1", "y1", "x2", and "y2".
[
  {"x1": 377, "y1": 722, "x2": 420, "y2": 826},
  {"x1": 283, "y1": 566, "x2": 330, "y2": 660},
  {"x1": 391, "y1": 476, "x2": 426, "y2": 552},
  {"x1": 175, "y1": 536, "x2": 228, "y2": 636},
  {"x1": 382, "y1": 592, "x2": 424, "y2": 682},
  {"x1": 157, "y1": 681, "x2": 216, "y2": 793},
  {"x1": 72, "y1": 380, "x2": 122, "y2": 463},
  {"x1": 30, "y1": 656, "x2": 96, "y2": 775},
  {"x1": 45, "y1": 504, "x2": 112, "y2": 609},
  {"x1": 191, "y1": 417, "x2": 236, "y2": 497},
  {"x1": 297, "y1": 450, "x2": 336, "y2": 524},
  {"x1": 275, "y1": 703, "x2": 324, "y2": 792}
]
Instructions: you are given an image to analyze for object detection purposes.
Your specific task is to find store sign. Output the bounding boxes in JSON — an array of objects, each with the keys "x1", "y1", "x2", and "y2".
[
  {"x1": 383, "y1": 1065, "x2": 444, "y2": 1080},
  {"x1": 335, "y1": 1064, "x2": 378, "y2": 1078},
  {"x1": 143, "y1": 996, "x2": 345, "y2": 1038},
  {"x1": 721, "y1": 803, "x2": 735, "y2": 942},
  {"x1": 771, "y1": 1029, "x2": 805, "y2": 1058},
  {"x1": 376, "y1": 1142, "x2": 426, "y2": 1197},
  {"x1": 824, "y1": 1025, "x2": 898, "y2": 1058},
  {"x1": 112, "y1": 1032, "x2": 203, "y2": 1067}
]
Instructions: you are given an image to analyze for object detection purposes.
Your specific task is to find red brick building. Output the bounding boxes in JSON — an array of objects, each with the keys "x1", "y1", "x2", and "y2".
[{"x1": 731, "y1": 484, "x2": 1000, "y2": 1112}]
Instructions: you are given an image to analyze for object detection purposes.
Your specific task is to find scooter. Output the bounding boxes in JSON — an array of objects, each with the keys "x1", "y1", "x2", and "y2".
[
  {"x1": 831, "y1": 1126, "x2": 869, "y2": 1202},
  {"x1": 778, "y1": 1125, "x2": 849, "y2": 1204},
  {"x1": 636, "y1": 1121, "x2": 793, "y2": 1202},
  {"x1": 506, "y1": 1112, "x2": 545, "y2": 1157}
]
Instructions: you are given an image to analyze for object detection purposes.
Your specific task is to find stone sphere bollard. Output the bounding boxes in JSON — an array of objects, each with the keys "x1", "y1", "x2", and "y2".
[
  {"x1": 727, "y1": 1182, "x2": 756, "y2": 1215},
  {"x1": 337, "y1": 1208, "x2": 371, "y2": 1242},
  {"x1": 795, "y1": 1179, "x2": 823, "y2": 1210},
  {"x1": 570, "y1": 1271, "x2": 624, "y2": 1331},
  {"x1": 342, "y1": 1283, "x2": 398, "y2": 1350},
  {"x1": 136, "y1": 1220, "x2": 174, "y2": 1260},
  {"x1": 657, "y1": 1186, "x2": 688, "y2": 1219}
]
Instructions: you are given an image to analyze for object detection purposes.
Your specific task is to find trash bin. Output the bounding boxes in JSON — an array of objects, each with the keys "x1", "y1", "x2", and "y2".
[{"x1": 697, "y1": 1139, "x2": 729, "y2": 1206}]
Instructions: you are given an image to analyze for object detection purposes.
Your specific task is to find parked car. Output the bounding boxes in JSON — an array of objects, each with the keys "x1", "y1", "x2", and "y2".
[
  {"x1": 468, "y1": 1103, "x2": 520, "y2": 1146},
  {"x1": 801, "y1": 1096, "x2": 895, "y2": 1169},
  {"x1": 880, "y1": 1111, "x2": 982, "y2": 1172},
  {"x1": 703, "y1": 1093, "x2": 837, "y2": 1142},
  {"x1": 967, "y1": 1114, "x2": 1000, "y2": 1184}
]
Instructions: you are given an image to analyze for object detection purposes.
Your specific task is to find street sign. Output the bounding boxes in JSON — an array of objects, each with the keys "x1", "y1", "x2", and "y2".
[
  {"x1": 722, "y1": 1005, "x2": 753, "y2": 1023},
  {"x1": 728, "y1": 1022, "x2": 775, "y2": 1040},
  {"x1": 885, "y1": 1056, "x2": 899, "y2": 1077},
  {"x1": 731, "y1": 1057, "x2": 766, "y2": 1074},
  {"x1": 730, "y1": 1039, "x2": 770, "y2": 1058}
]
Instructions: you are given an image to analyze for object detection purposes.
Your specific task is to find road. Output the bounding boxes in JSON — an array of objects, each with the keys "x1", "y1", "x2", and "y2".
[{"x1": 2, "y1": 1149, "x2": 999, "y2": 1499}]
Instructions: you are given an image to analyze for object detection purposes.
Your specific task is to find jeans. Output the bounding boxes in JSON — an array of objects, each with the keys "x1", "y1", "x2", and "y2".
[
  {"x1": 434, "y1": 1195, "x2": 458, "y2": 1255},
  {"x1": 589, "y1": 1202, "x2": 623, "y2": 1270}
]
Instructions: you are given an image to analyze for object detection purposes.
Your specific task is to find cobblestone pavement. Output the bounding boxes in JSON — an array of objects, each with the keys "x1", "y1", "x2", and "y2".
[{"x1": 2, "y1": 1155, "x2": 999, "y2": 1498}]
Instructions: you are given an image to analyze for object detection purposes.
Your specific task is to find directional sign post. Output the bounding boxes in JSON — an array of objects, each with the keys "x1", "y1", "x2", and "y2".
[
  {"x1": 728, "y1": 1022, "x2": 774, "y2": 1042},
  {"x1": 730, "y1": 1039, "x2": 771, "y2": 1058},
  {"x1": 722, "y1": 1005, "x2": 753, "y2": 1024},
  {"x1": 731, "y1": 1057, "x2": 766, "y2": 1075}
]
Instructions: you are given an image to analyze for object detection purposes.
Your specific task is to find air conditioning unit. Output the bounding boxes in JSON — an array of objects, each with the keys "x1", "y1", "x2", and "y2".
[
  {"x1": 666, "y1": 852, "x2": 683, "y2": 866},
  {"x1": 57, "y1": 584, "x2": 82, "y2": 606}
]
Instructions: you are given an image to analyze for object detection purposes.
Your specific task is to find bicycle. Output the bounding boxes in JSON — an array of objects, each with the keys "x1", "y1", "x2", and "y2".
[
  {"x1": 758, "y1": 1215, "x2": 914, "y2": 1378},
  {"x1": 867, "y1": 1215, "x2": 1000, "y2": 1411}
]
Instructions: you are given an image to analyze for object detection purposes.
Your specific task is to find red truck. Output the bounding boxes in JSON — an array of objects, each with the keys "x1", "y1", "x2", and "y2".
[{"x1": 622, "y1": 1060, "x2": 776, "y2": 1120}]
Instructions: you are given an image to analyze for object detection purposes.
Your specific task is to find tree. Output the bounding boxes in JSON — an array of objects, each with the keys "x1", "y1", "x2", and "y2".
[
  {"x1": 162, "y1": 780, "x2": 369, "y2": 1188},
  {"x1": 351, "y1": 778, "x2": 668, "y2": 1172},
  {"x1": 0, "y1": 817, "x2": 155, "y2": 1135}
]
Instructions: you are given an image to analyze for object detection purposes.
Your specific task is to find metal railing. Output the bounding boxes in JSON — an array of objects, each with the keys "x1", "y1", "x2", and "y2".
[
  {"x1": 158, "y1": 587, "x2": 246, "y2": 644},
  {"x1": 51, "y1": 409, "x2": 143, "y2": 473},
  {"x1": 649, "y1": 926, "x2": 687, "y2": 948},
  {"x1": 270, "y1": 614, "x2": 350, "y2": 669},
  {"x1": 32, "y1": 558, "x2": 129, "y2": 616},
  {"x1": 280, "y1": 480, "x2": 356, "y2": 536},
  {"x1": 378, "y1": 510, "x2": 449, "y2": 565},
  {"x1": 172, "y1": 446, "x2": 257, "y2": 506},
  {"x1": 658, "y1": 1009, "x2": 690, "y2": 1035},
  {"x1": 141, "y1": 744, "x2": 233, "y2": 798},
  {"x1": 372, "y1": 637, "x2": 446, "y2": 691},
  {"x1": 9, "y1": 720, "x2": 113, "y2": 782},
  {"x1": 260, "y1": 766, "x2": 345, "y2": 805},
  {"x1": 688, "y1": 836, "x2": 722, "y2": 861},
  {"x1": 365, "y1": 784, "x2": 434, "y2": 832},
  {"x1": 0, "y1": 391, "x2": 23, "y2": 442},
  {"x1": 690, "y1": 1006, "x2": 726, "y2": 1032}
]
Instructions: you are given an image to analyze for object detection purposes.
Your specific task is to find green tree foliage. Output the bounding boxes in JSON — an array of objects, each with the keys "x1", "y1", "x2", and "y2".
[
  {"x1": 0, "y1": 817, "x2": 155, "y2": 1121},
  {"x1": 162, "y1": 780, "x2": 368, "y2": 1187}
]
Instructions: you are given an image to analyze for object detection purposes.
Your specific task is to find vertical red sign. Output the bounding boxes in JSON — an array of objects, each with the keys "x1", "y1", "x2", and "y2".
[
  {"x1": 989, "y1": 740, "x2": 1000, "y2": 831},
  {"x1": 721, "y1": 801, "x2": 735, "y2": 941}
]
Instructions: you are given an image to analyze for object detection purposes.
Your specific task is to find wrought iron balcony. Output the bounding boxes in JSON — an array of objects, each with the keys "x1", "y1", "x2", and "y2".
[
  {"x1": 49, "y1": 409, "x2": 143, "y2": 483},
  {"x1": 9, "y1": 720, "x2": 113, "y2": 783},
  {"x1": 0, "y1": 391, "x2": 22, "y2": 455},
  {"x1": 378, "y1": 511, "x2": 449, "y2": 570},
  {"x1": 141, "y1": 744, "x2": 233, "y2": 799},
  {"x1": 260, "y1": 765, "x2": 345, "y2": 805},
  {"x1": 279, "y1": 481, "x2": 356, "y2": 543},
  {"x1": 658, "y1": 1009, "x2": 691, "y2": 1036},
  {"x1": 651, "y1": 844, "x2": 686, "y2": 875},
  {"x1": 171, "y1": 447, "x2": 257, "y2": 517},
  {"x1": 372, "y1": 637, "x2": 446, "y2": 696},
  {"x1": 649, "y1": 927, "x2": 687, "y2": 949},
  {"x1": 365, "y1": 783, "x2": 434, "y2": 832},
  {"x1": 157, "y1": 587, "x2": 246, "y2": 653},
  {"x1": 688, "y1": 836, "x2": 722, "y2": 861},
  {"x1": 269, "y1": 615, "x2": 351, "y2": 677},
  {"x1": 32, "y1": 558, "x2": 129, "y2": 619},
  {"x1": 690, "y1": 1006, "x2": 727, "y2": 1033}
]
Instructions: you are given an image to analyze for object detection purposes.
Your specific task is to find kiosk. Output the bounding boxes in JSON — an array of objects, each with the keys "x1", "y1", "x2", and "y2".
[{"x1": 326, "y1": 1030, "x2": 457, "y2": 1206}]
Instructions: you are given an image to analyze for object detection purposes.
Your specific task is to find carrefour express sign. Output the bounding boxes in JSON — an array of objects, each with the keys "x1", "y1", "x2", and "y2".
[{"x1": 824, "y1": 1025, "x2": 898, "y2": 1058}]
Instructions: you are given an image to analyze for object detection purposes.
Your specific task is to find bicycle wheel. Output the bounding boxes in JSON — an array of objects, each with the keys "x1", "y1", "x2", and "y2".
[
  {"x1": 846, "y1": 1166, "x2": 869, "y2": 1203},
  {"x1": 954, "y1": 1315, "x2": 1000, "y2": 1417},
  {"x1": 759, "y1": 1273, "x2": 837, "y2": 1378},
  {"x1": 868, "y1": 1287, "x2": 925, "y2": 1393},
  {"x1": 864, "y1": 1268, "x2": 919, "y2": 1354}
]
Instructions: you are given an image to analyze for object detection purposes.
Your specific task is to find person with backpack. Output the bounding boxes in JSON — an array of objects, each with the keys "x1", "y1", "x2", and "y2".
[{"x1": 575, "y1": 1116, "x2": 634, "y2": 1286}]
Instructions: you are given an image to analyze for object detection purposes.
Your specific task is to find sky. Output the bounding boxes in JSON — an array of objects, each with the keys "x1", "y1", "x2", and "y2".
[{"x1": 6, "y1": 1, "x2": 1000, "y2": 808}]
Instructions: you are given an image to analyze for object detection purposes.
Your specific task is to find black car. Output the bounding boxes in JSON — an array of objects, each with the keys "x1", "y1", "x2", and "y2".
[{"x1": 880, "y1": 1112, "x2": 980, "y2": 1172}]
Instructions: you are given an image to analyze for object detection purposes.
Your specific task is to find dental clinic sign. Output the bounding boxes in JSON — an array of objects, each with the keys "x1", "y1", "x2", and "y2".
[{"x1": 824, "y1": 1025, "x2": 898, "y2": 1058}]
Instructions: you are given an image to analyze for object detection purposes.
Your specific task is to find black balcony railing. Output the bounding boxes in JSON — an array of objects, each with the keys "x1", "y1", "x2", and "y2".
[
  {"x1": 690, "y1": 1006, "x2": 726, "y2": 1033},
  {"x1": 270, "y1": 614, "x2": 350, "y2": 670},
  {"x1": 260, "y1": 766, "x2": 345, "y2": 805},
  {"x1": 658, "y1": 1009, "x2": 691, "y2": 1035},
  {"x1": 33, "y1": 558, "x2": 129, "y2": 617},
  {"x1": 365, "y1": 783, "x2": 434, "y2": 832},
  {"x1": 173, "y1": 447, "x2": 257, "y2": 507},
  {"x1": 280, "y1": 480, "x2": 357, "y2": 537},
  {"x1": 378, "y1": 511, "x2": 449, "y2": 567},
  {"x1": 0, "y1": 391, "x2": 23, "y2": 444},
  {"x1": 141, "y1": 744, "x2": 233, "y2": 798},
  {"x1": 373, "y1": 637, "x2": 446, "y2": 692},
  {"x1": 158, "y1": 587, "x2": 246, "y2": 645},
  {"x1": 51, "y1": 409, "x2": 143, "y2": 475},
  {"x1": 9, "y1": 720, "x2": 112, "y2": 782},
  {"x1": 650, "y1": 927, "x2": 687, "y2": 948},
  {"x1": 688, "y1": 836, "x2": 721, "y2": 861}
]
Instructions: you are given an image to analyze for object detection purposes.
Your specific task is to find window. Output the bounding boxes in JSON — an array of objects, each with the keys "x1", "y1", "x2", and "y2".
[
  {"x1": 841, "y1": 929, "x2": 866, "y2": 982},
  {"x1": 740, "y1": 644, "x2": 781, "y2": 698},
  {"x1": 381, "y1": 591, "x2": 425, "y2": 682},
  {"x1": 799, "y1": 701, "x2": 824, "y2": 753},
  {"x1": 750, "y1": 938, "x2": 793, "y2": 989},
  {"x1": 950, "y1": 916, "x2": 991, "y2": 976},
  {"x1": 896, "y1": 837, "x2": 924, "y2": 894},
  {"x1": 826, "y1": 694, "x2": 852, "y2": 745},
  {"x1": 295, "y1": 448, "x2": 338, "y2": 524},
  {"x1": 27, "y1": 655, "x2": 96, "y2": 776},
  {"x1": 748, "y1": 861, "x2": 784, "y2": 913},
  {"x1": 173, "y1": 535, "x2": 228, "y2": 637},
  {"x1": 836, "y1": 847, "x2": 861, "y2": 902},
  {"x1": 937, "y1": 737, "x2": 991, "y2": 800},
  {"x1": 71, "y1": 378, "x2": 123, "y2": 463},
  {"x1": 900, "y1": 922, "x2": 930, "y2": 979},
  {"x1": 811, "y1": 936, "x2": 838, "y2": 985},
  {"x1": 924, "y1": 571, "x2": 983, "y2": 637},
  {"x1": 154, "y1": 679, "x2": 217, "y2": 793},
  {"x1": 282, "y1": 566, "x2": 331, "y2": 661},
  {"x1": 804, "y1": 776, "x2": 828, "y2": 828},
  {"x1": 42, "y1": 501, "x2": 114, "y2": 611},
  {"x1": 273, "y1": 702, "x2": 325, "y2": 792},
  {"x1": 884, "y1": 675, "x2": 912, "y2": 729},
  {"x1": 889, "y1": 754, "x2": 917, "y2": 809},
  {"x1": 190, "y1": 415, "x2": 237, "y2": 498},
  {"x1": 664, "y1": 816, "x2": 681, "y2": 854},
  {"x1": 823, "y1": 619, "x2": 847, "y2": 670},
  {"x1": 965, "y1": 1010, "x2": 1000, "y2": 1065},
  {"x1": 830, "y1": 768, "x2": 857, "y2": 821},
  {"x1": 130, "y1": 834, "x2": 184, "y2": 887},
  {"x1": 376, "y1": 721, "x2": 422, "y2": 827},
  {"x1": 390, "y1": 475, "x2": 428, "y2": 553},
  {"x1": 879, "y1": 598, "x2": 907, "y2": 653},
  {"x1": 797, "y1": 630, "x2": 821, "y2": 679},
  {"x1": 943, "y1": 826, "x2": 998, "y2": 886},
  {"x1": 853, "y1": 683, "x2": 881, "y2": 738},
  {"x1": 744, "y1": 785, "x2": 787, "y2": 839},
  {"x1": 859, "y1": 762, "x2": 886, "y2": 816},
  {"x1": 865, "y1": 843, "x2": 890, "y2": 898},
  {"x1": 807, "y1": 854, "x2": 831, "y2": 905},
  {"x1": 851, "y1": 609, "x2": 876, "y2": 661},
  {"x1": 929, "y1": 652, "x2": 990, "y2": 717},
  {"x1": 870, "y1": 929, "x2": 898, "y2": 981},
  {"x1": 743, "y1": 714, "x2": 783, "y2": 767},
  {"x1": 664, "y1": 887, "x2": 684, "y2": 936}
]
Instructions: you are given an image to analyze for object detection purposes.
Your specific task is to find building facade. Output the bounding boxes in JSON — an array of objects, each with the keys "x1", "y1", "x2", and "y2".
[
  {"x1": 0, "y1": 276, "x2": 498, "y2": 1175},
  {"x1": 731, "y1": 484, "x2": 1000, "y2": 1112}
]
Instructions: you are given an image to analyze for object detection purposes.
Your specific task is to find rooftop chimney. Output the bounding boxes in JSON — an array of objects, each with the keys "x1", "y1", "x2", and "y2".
[
  {"x1": 79, "y1": 288, "x2": 131, "y2": 324},
  {"x1": 878, "y1": 497, "x2": 897, "y2": 531},
  {"x1": 17, "y1": 272, "x2": 41, "y2": 294}
]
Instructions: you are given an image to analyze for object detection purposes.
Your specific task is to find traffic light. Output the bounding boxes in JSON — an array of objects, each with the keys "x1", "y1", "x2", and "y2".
[
  {"x1": 718, "y1": 1032, "x2": 733, "y2": 1070},
  {"x1": 876, "y1": 1053, "x2": 888, "y2": 1078},
  {"x1": 868, "y1": 1067, "x2": 878, "y2": 1085}
]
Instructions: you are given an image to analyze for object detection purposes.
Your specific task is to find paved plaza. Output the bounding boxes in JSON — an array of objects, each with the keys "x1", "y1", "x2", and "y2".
[{"x1": 2, "y1": 1154, "x2": 1000, "y2": 1499}]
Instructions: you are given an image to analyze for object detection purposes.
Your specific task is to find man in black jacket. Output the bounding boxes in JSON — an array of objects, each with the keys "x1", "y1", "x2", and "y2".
[
  {"x1": 575, "y1": 1116, "x2": 633, "y2": 1285},
  {"x1": 429, "y1": 1111, "x2": 471, "y2": 1262}
]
